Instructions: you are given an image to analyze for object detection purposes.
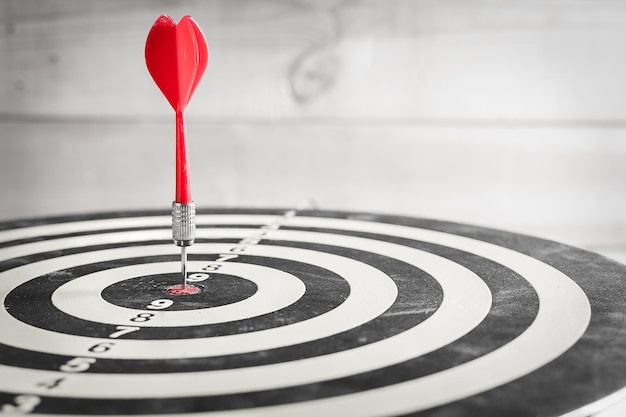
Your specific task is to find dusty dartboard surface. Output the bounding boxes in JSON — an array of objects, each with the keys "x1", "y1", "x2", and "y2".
[{"x1": 0, "y1": 208, "x2": 625, "y2": 416}]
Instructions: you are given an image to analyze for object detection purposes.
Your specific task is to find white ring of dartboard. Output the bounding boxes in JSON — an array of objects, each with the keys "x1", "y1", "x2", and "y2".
[{"x1": 0, "y1": 209, "x2": 625, "y2": 417}]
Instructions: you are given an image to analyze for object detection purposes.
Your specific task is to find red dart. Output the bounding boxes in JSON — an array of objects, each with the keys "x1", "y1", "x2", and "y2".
[
  {"x1": 145, "y1": 15, "x2": 209, "y2": 292},
  {"x1": 145, "y1": 15, "x2": 209, "y2": 203}
]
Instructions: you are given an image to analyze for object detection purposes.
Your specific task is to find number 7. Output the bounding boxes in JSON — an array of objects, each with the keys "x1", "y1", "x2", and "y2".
[{"x1": 109, "y1": 326, "x2": 140, "y2": 339}]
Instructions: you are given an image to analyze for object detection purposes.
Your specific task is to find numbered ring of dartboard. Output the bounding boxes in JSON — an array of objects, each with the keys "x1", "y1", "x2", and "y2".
[{"x1": 0, "y1": 209, "x2": 625, "y2": 417}]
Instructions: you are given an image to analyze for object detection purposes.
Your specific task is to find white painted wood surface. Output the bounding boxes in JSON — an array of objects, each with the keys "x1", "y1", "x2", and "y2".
[{"x1": 1, "y1": 0, "x2": 625, "y2": 264}]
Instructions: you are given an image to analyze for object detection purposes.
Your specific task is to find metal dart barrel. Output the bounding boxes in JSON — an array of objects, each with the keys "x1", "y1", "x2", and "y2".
[
  {"x1": 172, "y1": 201, "x2": 196, "y2": 288},
  {"x1": 172, "y1": 201, "x2": 196, "y2": 245}
]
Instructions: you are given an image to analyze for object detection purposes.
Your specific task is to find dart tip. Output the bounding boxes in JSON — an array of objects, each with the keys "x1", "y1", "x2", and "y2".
[{"x1": 181, "y1": 246, "x2": 187, "y2": 289}]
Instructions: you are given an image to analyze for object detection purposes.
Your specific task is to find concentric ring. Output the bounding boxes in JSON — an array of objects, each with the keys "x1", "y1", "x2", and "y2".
[
  {"x1": 52, "y1": 261, "x2": 305, "y2": 327},
  {"x1": 0, "y1": 209, "x2": 622, "y2": 417}
]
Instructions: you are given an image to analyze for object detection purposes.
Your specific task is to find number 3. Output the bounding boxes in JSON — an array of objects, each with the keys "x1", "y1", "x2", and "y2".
[{"x1": 1, "y1": 394, "x2": 41, "y2": 414}]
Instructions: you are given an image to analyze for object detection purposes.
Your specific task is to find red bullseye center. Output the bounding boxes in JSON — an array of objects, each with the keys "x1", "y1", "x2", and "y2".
[{"x1": 167, "y1": 284, "x2": 201, "y2": 295}]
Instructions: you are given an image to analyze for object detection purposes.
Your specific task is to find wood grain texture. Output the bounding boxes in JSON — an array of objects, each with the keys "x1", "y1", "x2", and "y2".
[
  {"x1": 1, "y1": 0, "x2": 625, "y2": 263},
  {"x1": 1, "y1": 121, "x2": 625, "y2": 250},
  {"x1": 2, "y1": 0, "x2": 626, "y2": 122}
]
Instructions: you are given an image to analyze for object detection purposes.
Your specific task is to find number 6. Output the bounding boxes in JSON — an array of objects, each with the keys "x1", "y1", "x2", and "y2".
[{"x1": 88, "y1": 342, "x2": 115, "y2": 353}]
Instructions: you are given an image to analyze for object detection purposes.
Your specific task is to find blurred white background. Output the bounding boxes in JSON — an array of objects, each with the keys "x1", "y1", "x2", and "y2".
[{"x1": 1, "y1": 0, "x2": 625, "y2": 262}]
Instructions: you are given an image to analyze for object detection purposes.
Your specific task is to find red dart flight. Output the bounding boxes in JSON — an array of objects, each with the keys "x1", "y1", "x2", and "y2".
[{"x1": 145, "y1": 14, "x2": 209, "y2": 203}]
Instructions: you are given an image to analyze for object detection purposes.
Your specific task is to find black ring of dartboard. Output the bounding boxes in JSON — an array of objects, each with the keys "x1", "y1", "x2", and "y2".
[
  {"x1": 2, "y1": 237, "x2": 446, "y2": 373},
  {"x1": 5, "y1": 248, "x2": 351, "y2": 338},
  {"x1": 0, "y1": 208, "x2": 624, "y2": 417}
]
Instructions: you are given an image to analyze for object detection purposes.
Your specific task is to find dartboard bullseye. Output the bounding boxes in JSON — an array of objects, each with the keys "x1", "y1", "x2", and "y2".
[{"x1": 0, "y1": 208, "x2": 625, "y2": 416}]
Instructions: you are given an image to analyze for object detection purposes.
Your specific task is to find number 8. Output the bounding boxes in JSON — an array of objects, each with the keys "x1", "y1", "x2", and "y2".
[{"x1": 130, "y1": 313, "x2": 154, "y2": 322}]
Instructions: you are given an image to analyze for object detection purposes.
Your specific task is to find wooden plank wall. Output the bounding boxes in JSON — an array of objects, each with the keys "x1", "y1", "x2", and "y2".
[{"x1": 1, "y1": 0, "x2": 625, "y2": 260}]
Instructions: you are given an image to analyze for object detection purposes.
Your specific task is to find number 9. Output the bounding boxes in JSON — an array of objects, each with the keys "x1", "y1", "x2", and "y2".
[
  {"x1": 188, "y1": 273, "x2": 209, "y2": 282},
  {"x1": 146, "y1": 299, "x2": 173, "y2": 310}
]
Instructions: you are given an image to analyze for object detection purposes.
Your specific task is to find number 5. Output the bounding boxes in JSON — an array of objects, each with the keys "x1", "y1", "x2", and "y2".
[{"x1": 59, "y1": 357, "x2": 96, "y2": 373}]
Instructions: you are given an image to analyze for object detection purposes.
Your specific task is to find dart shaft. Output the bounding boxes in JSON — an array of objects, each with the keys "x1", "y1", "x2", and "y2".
[{"x1": 175, "y1": 111, "x2": 192, "y2": 203}]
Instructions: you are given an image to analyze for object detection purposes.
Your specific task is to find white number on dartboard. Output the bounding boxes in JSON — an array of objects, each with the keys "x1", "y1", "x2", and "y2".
[
  {"x1": 59, "y1": 357, "x2": 96, "y2": 373},
  {"x1": 216, "y1": 254, "x2": 238, "y2": 262},
  {"x1": 147, "y1": 299, "x2": 173, "y2": 310},
  {"x1": 130, "y1": 313, "x2": 154, "y2": 322},
  {"x1": 187, "y1": 273, "x2": 209, "y2": 282},
  {"x1": 109, "y1": 326, "x2": 140, "y2": 339},
  {"x1": 1, "y1": 395, "x2": 41, "y2": 414}
]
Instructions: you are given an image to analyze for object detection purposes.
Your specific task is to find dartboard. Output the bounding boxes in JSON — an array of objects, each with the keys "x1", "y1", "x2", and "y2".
[{"x1": 0, "y1": 208, "x2": 625, "y2": 416}]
